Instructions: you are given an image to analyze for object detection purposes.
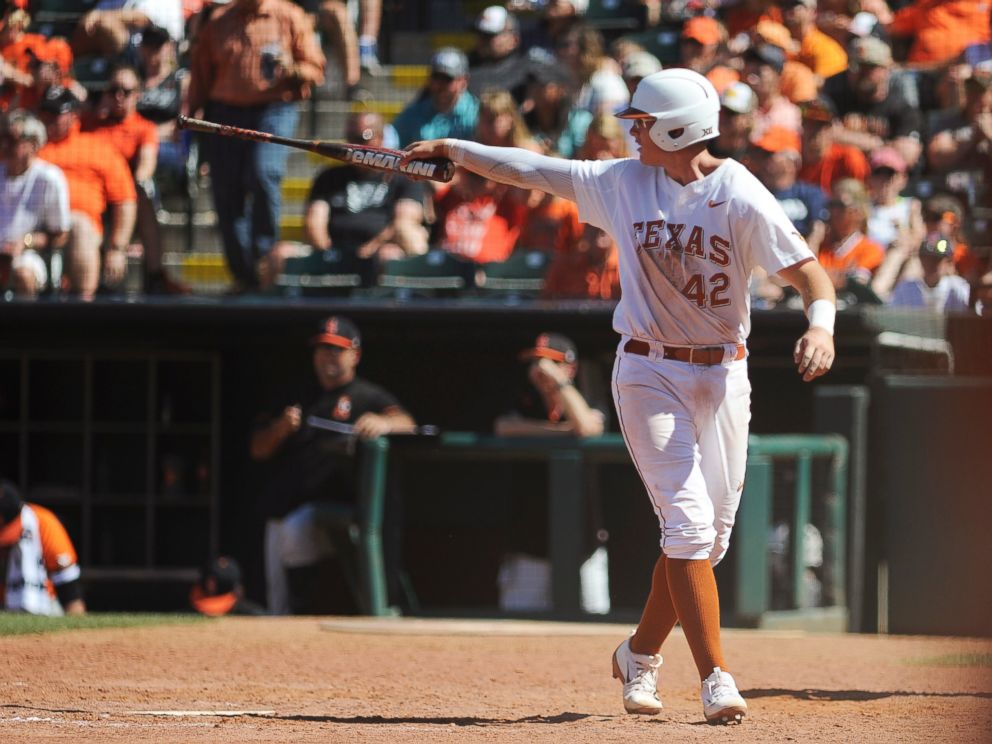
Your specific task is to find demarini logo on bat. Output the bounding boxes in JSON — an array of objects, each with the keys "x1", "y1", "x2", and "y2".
[{"x1": 349, "y1": 149, "x2": 437, "y2": 177}]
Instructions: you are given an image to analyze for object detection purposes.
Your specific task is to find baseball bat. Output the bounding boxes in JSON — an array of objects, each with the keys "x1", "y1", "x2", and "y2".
[
  {"x1": 306, "y1": 415, "x2": 440, "y2": 437},
  {"x1": 177, "y1": 115, "x2": 456, "y2": 183}
]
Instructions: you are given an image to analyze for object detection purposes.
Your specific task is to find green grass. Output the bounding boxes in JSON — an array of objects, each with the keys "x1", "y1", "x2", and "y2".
[
  {"x1": 906, "y1": 653, "x2": 992, "y2": 668},
  {"x1": 0, "y1": 612, "x2": 207, "y2": 636}
]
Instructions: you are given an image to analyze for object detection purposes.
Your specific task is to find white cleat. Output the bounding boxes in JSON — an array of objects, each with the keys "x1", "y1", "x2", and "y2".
[
  {"x1": 611, "y1": 636, "x2": 664, "y2": 715},
  {"x1": 701, "y1": 667, "x2": 748, "y2": 725}
]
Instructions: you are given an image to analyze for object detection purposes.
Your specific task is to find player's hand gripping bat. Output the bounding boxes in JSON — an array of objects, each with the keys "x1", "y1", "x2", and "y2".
[{"x1": 177, "y1": 115, "x2": 456, "y2": 183}]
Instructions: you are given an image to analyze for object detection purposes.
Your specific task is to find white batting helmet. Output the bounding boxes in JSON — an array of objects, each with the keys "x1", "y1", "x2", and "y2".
[{"x1": 616, "y1": 68, "x2": 720, "y2": 152}]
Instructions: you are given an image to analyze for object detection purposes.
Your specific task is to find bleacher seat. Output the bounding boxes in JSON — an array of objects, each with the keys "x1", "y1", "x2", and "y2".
[
  {"x1": 376, "y1": 250, "x2": 475, "y2": 298},
  {"x1": 275, "y1": 249, "x2": 364, "y2": 297},
  {"x1": 476, "y1": 250, "x2": 550, "y2": 298}
]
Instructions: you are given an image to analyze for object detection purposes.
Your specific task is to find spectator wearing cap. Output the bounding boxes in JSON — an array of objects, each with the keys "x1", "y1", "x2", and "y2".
[
  {"x1": 927, "y1": 71, "x2": 992, "y2": 177},
  {"x1": 37, "y1": 86, "x2": 136, "y2": 300},
  {"x1": 619, "y1": 51, "x2": 662, "y2": 154},
  {"x1": 798, "y1": 97, "x2": 871, "y2": 193},
  {"x1": 522, "y1": 61, "x2": 592, "y2": 157},
  {"x1": 249, "y1": 316, "x2": 415, "y2": 614},
  {"x1": 747, "y1": 125, "x2": 827, "y2": 306},
  {"x1": 711, "y1": 81, "x2": 758, "y2": 160},
  {"x1": 865, "y1": 146, "x2": 924, "y2": 252},
  {"x1": 817, "y1": 177, "x2": 886, "y2": 289},
  {"x1": 679, "y1": 16, "x2": 724, "y2": 76},
  {"x1": 0, "y1": 478, "x2": 85, "y2": 616},
  {"x1": 189, "y1": 0, "x2": 325, "y2": 293},
  {"x1": 494, "y1": 332, "x2": 609, "y2": 614},
  {"x1": 73, "y1": 0, "x2": 183, "y2": 58},
  {"x1": 620, "y1": 50, "x2": 662, "y2": 99},
  {"x1": 0, "y1": 110, "x2": 69, "y2": 298},
  {"x1": 190, "y1": 556, "x2": 266, "y2": 616},
  {"x1": 752, "y1": 125, "x2": 828, "y2": 244},
  {"x1": 888, "y1": 235, "x2": 971, "y2": 311},
  {"x1": 917, "y1": 193, "x2": 985, "y2": 284},
  {"x1": 752, "y1": 20, "x2": 819, "y2": 104},
  {"x1": 468, "y1": 5, "x2": 538, "y2": 106},
  {"x1": 781, "y1": 0, "x2": 849, "y2": 80},
  {"x1": 821, "y1": 37, "x2": 922, "y2": 169},
  {"x1": 744, "y1": 43, "x2": 802, "y2": 141},
  {"x1": 885, "y1": 0, "x2": 991, "y2": 68},
  {"x1": 555, "y1": 24, "x2": 629, "y2": 116},
  {"x1": 392, "y1": 47, "x2": 479, "y2": 147}
]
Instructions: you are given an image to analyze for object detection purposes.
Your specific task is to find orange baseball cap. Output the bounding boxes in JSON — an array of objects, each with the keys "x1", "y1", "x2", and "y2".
[
  {"x1": 681, "y1": 17, "x2": 722, "y2": 46},
  {"x1": 753, "y1": 126, "x2": 802, "y2": 154},
  {"x1": 519, "y1": 333, "x2": 577, "y2": 364}
]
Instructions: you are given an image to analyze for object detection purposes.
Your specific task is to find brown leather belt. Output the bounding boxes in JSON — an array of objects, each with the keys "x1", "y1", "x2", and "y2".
[{"x1": 624, "y1": 338, "x2": 746, "y2": 365}]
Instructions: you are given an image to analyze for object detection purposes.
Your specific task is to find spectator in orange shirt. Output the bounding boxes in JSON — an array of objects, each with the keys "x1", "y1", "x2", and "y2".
[
  {"x1": 781, "y1": 0, "x2": 849, "y2": 80},
  {"x1": 752, "y1": 20, "x2": 819, "y2": 104},
  {"x1": 0, "y1": 4, "x2": 74, "y2": 112},
  {"x1": 886, "y1": 0, "x2": 992, "y2": 67},
  {"x1": 799, "y1": 97, "x2": 871, "y2": 193},
  {"x1": 542, "y1": 112, "x2": 623, "y2": 301},
  {"x1": 189, "y1": 0, "x2": 325, "y2": 292},
  {"x1": 82, "y1": 63, "x2": 185, "y2": 294},
  {"x1": 37, "y1": 86, "x2": 136, "y2": 300},
  {"x1": 818, "y1": 178, "x2": 885, "y2": 288},
  {"x1": 542, "y1": 223, "x2": 621, "y2": 300},
  {"x1": 725, "y1": 0, "x2": 784, "y2": 38},
  {"x1": 434, "y1": 170, "x2": 528, "y2": 264}
]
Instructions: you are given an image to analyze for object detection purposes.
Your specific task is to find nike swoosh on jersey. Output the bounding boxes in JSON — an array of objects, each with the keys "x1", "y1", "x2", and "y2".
[{"x1": 708, "y1": 200, "x2": 727, "y2": 208}]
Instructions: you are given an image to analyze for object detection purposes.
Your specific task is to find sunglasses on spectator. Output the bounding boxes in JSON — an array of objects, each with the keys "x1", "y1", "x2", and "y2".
[{"x1": 108, "y1": 86, "x2": 138, "y2": 96}]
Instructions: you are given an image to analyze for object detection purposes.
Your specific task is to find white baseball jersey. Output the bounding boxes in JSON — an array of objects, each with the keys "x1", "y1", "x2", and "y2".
[{"x1": 570, "y1": 158, "x2": 814, "y2": 346}]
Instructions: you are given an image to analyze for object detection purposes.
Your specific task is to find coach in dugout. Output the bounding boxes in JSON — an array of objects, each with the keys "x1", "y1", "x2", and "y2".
[
  {"x1": 0, "y1": 479, "x2": 86, "y2": 616},
  {"x1": 249, "y1": 316, "x2": 415, "y2": 614},
  {"x1": 189, "y1": 0, "x2": 325, "y2": 293}
]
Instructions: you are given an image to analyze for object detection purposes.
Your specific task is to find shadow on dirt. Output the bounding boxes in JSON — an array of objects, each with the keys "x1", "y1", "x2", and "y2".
[
  {"x1": 744, "y1": 688, "x2": 992, "y2": 701},
  {"x1": 269, "y1": 712, "x2": 623, "y2": 726}
]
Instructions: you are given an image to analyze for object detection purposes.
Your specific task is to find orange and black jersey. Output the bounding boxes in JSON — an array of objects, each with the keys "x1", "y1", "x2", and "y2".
[{"x1": 254, "y1": 377, "x2": 405, "y2": 519}]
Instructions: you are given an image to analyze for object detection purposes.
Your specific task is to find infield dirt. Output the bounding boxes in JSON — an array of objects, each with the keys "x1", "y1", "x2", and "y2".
[{"x1": 1, "y1": 616, "x2": 990, "y2": 743}]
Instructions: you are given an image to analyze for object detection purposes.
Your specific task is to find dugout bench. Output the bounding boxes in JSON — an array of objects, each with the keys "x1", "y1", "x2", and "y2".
[{"x1": 357, "y1": 433, "x2": 849, "y2": 624}]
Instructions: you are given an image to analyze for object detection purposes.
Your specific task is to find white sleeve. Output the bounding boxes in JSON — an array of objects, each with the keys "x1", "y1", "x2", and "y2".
[
  {"x1": 569, "y1": 157, "x2": 629, "y2": 233},
  {"x1": 733, "y1": 185, "x2": 815, "y2": 275},
  {"x1": 447, "y1": 140, "x2": 578, "y2": 202}
]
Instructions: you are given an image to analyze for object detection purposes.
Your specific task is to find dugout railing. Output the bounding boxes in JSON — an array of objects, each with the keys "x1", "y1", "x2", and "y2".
[{"x1": 357, "y1": 433, "x2": 849, "y2": 625}]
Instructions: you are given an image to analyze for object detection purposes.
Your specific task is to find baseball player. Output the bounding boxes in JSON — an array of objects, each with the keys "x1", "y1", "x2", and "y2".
[{"x1": 402, "y1": 68, "x2": 836, "y2": 725}]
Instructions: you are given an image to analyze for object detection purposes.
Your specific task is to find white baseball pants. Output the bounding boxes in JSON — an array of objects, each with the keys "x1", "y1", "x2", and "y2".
[{"x1": 612, "y1": 337, "x2": 751, "y2": 565}]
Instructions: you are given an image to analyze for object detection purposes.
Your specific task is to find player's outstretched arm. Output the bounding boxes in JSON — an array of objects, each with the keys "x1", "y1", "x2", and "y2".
[
  {"x1": 402, "y1": 140, "x2": 577, "y2": 202},
  {"x1": 777, "y1": 258, "x2": 837, "y2": 383}
]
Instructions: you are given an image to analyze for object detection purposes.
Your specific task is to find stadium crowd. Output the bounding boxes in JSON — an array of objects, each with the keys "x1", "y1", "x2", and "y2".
[{"x1": 0, "y1": 0, "x2": 991, "y2": 312}]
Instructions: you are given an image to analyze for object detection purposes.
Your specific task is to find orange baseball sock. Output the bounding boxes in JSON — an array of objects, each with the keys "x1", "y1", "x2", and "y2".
[
  {"x1": 666, "y1": 557, "x2": 727, "y2": 680},
  {"x1": 630, "y1": 553, "x2": 679, "y2": 655}
]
